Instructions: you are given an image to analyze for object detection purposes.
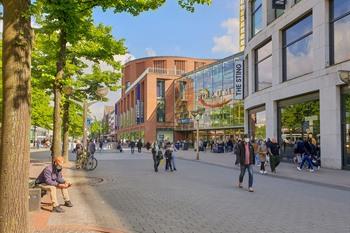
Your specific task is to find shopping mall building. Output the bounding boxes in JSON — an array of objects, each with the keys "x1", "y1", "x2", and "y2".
[
  {"x1": 174, "y1": 53, "x2": 245, "y2": 142},
  {"x1": 243, "y1": 0, "x2": 350, "y2": 169},
  {"x1": 115, "y1": 56, "x2": 215, "y2": 143}
]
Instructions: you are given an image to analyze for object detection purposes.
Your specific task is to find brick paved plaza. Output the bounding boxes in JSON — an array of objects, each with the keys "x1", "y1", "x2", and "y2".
[{"x1": 30, "y1": 150, "x2": 350, "y2": 233}]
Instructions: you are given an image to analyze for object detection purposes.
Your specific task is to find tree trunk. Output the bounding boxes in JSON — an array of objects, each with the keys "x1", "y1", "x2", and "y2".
[
  {"x1": 62, "y1": 98, "x2": 70, "y2": 162},
  {"x1": 0, "y1": 1, "x2": 32, "y2": 233},
  {"x1": 52, "y1": 30, "x2": 67, "y2": 158}
]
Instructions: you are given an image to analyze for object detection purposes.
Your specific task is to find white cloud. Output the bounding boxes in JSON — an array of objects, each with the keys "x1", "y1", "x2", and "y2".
[
  {"x1": 145, "y1": 48, "x2": 157, "y2": 57},
  {"x1": 212, "y1": 17, "x2": 240, "y2": 54}
]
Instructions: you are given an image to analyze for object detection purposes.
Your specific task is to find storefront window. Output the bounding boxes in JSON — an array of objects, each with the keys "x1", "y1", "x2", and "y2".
[
  {"x1": 283, "y1": 14, "x2": 313, "y2": 80},
  {"x1": 278, "y1": 94, "x2": 320, "y2": 160},
  {"x1": 341, "y1": 88, "x2": 350, "y2": 169},
  {"x1": 255, "y1": 40, "x2": 272, "y2": 91},
  {"x1": 251, "y1": 0, "x2": 262, "y2": 36},
  {"x1": 248, "y1": 106, "x2": 266, "y2": 140},
  {"x1": 330, "y1": 0, "x2": 350, "y2": 64}
]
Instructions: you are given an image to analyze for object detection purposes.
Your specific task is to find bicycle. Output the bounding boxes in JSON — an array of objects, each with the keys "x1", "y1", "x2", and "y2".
[{"x1": 76, "y1": 151, "x2": 98, "y2": 171}]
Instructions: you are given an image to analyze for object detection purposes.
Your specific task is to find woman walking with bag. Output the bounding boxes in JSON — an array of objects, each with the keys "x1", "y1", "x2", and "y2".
[
  {"x1": 258, "y1": 140, "x2": 268, "y2": 174},
  {"x1": 151, "y1": 142, "x2": 161, "y2": 172}
]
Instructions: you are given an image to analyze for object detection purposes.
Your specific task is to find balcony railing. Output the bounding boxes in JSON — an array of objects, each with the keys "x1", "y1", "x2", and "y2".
[{"x1": 148, "y1": 67, "x2": 186, "y2": 76}]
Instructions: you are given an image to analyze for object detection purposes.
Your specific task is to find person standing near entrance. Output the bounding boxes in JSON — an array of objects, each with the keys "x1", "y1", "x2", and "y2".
[{"x1": 237, "y1": 135, "x2": 255, "y2": 192}]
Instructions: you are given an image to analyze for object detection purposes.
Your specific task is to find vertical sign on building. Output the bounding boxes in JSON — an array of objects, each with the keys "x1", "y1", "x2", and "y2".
[
  {"x1": 234, "y1": 60, "x2": 244, "y2": 100},
  {"x1": 136, "y1": 83, "x2": 141, "y2": 124}
]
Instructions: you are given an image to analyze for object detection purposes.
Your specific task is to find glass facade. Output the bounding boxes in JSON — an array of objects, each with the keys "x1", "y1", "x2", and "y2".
[
  {"x1": 341, "y1": 88, "x2": 350, "y2": 169},
  {"x1": 175, "y1": 55, "x2": 244, "y2": 140},
  {"x1": 278, "y1": 93, "x2": 320, "y2": 161},
  {"x1": 255, "y1": 40, "x2": 272, "y2": 91},
  {"x1": 283, "y1": 14, "x2": 313, "y2": 80},
  {"x1": 330, "y1": 0, "x2": 350, "y2": 64},
  {"x1": 252, "y1": 0, "x2": 263, "y2": 36},
  {"x1": 248, "y1": 106, "x2": 266, "y2": 141}
]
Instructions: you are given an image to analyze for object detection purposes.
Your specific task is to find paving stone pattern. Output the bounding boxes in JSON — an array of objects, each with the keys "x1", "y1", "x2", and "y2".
[{"x1": 31, "y1": 151, "x2": 350, "y2": 233}]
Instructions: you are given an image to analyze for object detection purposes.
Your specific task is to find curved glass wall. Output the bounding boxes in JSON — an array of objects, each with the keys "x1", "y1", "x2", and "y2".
[{"x1": 175, "y1": 55, "x2": 244, "y2": 140}]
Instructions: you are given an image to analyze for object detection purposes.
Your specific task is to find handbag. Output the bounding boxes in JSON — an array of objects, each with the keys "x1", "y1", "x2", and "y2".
[{"x1": 157, "y1": 151, "x2": 164, "y2": 160}]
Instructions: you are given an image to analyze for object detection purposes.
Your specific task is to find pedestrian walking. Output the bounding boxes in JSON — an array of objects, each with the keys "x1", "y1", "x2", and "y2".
[
  {"x1": 268, "y1": 138, "x2": 280, "y2": 173},
  {"x1": 257, "y1": 140, "x2": 268, "y2": 174},
  {"x1": 164, "y1": 143, "x2": 173, "y2": 172},
  {"x1": 170, "y1": 143, "x2": 177, "y2": 171},
  {"x1": 99, "y1": 140, "x2": 103, "y2": 152},
  {"x1": 137, "y1": 139, "x2": 143, "y2": 153},
  {"x1": 237, "y1": 135, "x2": 255, "y2": 192},
  {"x1": 130, "y1": 140, "x2": 135, "y2": 154},
  {"x1": 297, "y1": 138, "x2": 314, "y2": 172},
  {"x1": 151, "y1": 142, "x2": 161, "y2": 172}
]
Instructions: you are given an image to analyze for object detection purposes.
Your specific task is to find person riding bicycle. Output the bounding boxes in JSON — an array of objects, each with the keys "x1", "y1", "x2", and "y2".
[{"x1": 35, "y1": 156, "x2": 73, "y2": 213}]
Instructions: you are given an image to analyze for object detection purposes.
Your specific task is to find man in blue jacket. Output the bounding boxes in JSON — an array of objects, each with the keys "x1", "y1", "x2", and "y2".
[{"x1": 36, "y1": 156, "x2": 73, "y2": 213}]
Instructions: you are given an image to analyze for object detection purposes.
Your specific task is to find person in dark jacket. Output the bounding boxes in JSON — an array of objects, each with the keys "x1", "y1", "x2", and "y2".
[
  {"x1": 297, "y1": 138, "x2": 314, "y2": 172},
  {"x1": 130, "y1": 140, "x2": 135, "y2": 153},
  {"x1": 35, "y1": 156, "x2": 73, "y2": 213},
  {"x1": 237, "y1": 135, "x2": 255, "y2": 192},
  {"x1": 151, "y1": 142, "x2": 161, "y2": 172},
  {"x1": 164, "y1": 143, "x2": 173, "y2": 172},
  {"x1": 268, "y1": 138, "x2": 280, "y2": 173},
  {"x1": 137, "y1": 139, "x2": 143, "y2": 153}
]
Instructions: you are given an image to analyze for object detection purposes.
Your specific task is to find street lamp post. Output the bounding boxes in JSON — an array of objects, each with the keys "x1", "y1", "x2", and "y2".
[{"x1": 191, "y1": 108, "x2": 205, "y2": 160}]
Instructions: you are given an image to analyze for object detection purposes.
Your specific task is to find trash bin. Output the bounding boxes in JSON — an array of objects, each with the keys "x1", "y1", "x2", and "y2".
[{"x1": 29, "y1": 188, "x2": 41, "y2": 212}]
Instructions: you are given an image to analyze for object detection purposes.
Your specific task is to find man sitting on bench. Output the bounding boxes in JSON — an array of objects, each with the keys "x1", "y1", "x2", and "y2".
[{"x1": 35, "y1": 156, "x2": 73, "y2": 213}]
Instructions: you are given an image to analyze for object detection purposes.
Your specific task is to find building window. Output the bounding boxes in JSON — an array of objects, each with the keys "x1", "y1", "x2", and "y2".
[
  {"x1": 154, "y1": 60, "x2": 166, "y2": 74},
  {"x1": 175, "y1": 60, "x2": 186, "y2": 75},
  {"x1": 157, "y1": 80, "x2": 165, "y2": 98},
  {"x1": 283, "y1": 14, "x2": 313, "y2": 81},
  {"x1": 330, "y1": 0, "x2": 350, "y2": 65},
  {"x1": 157, "y1": 80, "x2": 165, "y2": 122},
  {"x1": 251, "y1": 0, "x2": 263, "y2": 37},
  {"x1": 194, "y1": 61, "x2": 205, "y2": 70},
  {"x1": 275, "y1": 9, "x2": 284, "y2": 19},
  {"x1": 278, "y1": 93, "x2": 320, "y2": 161},
  {"x1": 255, "y1": 40, "x2": 272, "y2": 91},
  {"x1": 248, "y1": 106, "x2": 266, "y2": 140}
]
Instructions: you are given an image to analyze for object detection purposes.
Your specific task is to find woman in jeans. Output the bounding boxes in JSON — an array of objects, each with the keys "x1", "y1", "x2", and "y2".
[{"x1": 258, "y1": 140, "x2": 268, "y2": 174}]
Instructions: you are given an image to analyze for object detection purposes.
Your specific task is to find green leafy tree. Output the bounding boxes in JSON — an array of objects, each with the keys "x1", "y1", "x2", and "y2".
[{"x1": 0, "y1": 1, "x2": 212, "y2": 231}]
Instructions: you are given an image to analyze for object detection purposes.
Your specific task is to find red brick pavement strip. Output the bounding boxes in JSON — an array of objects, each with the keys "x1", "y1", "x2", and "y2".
[{"x1": 32, "y1": 224, "x2": 128, "y2": 233}]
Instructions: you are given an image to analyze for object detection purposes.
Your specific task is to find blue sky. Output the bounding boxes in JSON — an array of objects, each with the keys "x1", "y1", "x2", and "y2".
[{"x1": 93, "y1": 0, "x2": 240, "y2": 60}]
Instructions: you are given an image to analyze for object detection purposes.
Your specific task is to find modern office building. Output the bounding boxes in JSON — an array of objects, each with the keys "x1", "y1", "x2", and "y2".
[
  {"x1": 174, "y1": 53, "x2": 245, "y2": 142},
  {"x1": 243, "y1": 0, "x2": 350, "y2": 169},
  {"x1": 103, "y1": 106, "x2": 115, "y2": 139},
  {"x1": 115, "y1": 56, "x2": 215, "y2": 143}
]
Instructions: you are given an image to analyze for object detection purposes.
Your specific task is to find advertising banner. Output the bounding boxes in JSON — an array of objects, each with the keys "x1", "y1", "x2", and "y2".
[
  {"x1": 234, "y1": 60, "x2": 244, "y2": 100},
  {"x1": 136, "y1": 83, "x2": 141, "y2": 124}
]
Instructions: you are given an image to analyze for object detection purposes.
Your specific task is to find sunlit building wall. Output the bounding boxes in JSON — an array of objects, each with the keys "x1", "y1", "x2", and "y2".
[{"x1": 243, "y1": 0, "x2": 350, "y2": 169}]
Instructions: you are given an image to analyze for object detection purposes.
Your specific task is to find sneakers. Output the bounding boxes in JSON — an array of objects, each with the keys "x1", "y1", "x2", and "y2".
[
  {"x1": 297, "y1": 167, "x2": 302, "y2": 171},
  {"x1": 263, "y1": 171, "x2": 267, "y2": 174},
  {"x1": 64, "y1": 201, "x2": 73, "y2": 207},
  {"x1": 248, "y1": 187, "x2": 254, "y2": 192},
  {"x1": 309, "y1": 169, "x2": 314, "y2": 173},
  {"x1": 238, "y1": 183, "x2": 243, "y2": 188},
  {"x1": 52, "y1": 206, "x2": 65, "y2": 213},
  {"x1": 259, "y1": 170, "x2": 264, "y2": 174}
]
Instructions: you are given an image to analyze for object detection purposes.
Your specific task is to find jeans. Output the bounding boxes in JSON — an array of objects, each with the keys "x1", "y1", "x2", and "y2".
[
  {"x1": 165, "y1": 158, "x2": 173, "y2": 171},
  {"x1": 300, "y1": 154, "x2": 313, "y2": 169},
  {"x1": 239, "y1": 164, "x2": 253, "y2": 188},
  {"x1": 172, "y1": 154, "x2": 176, "y2": 170},
  {"x1": 152, "y1": 154, "x2": 160, "y2": 172},
  {"x1": 131, "y1": 147, "x2": 135, "y2": 153}
]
